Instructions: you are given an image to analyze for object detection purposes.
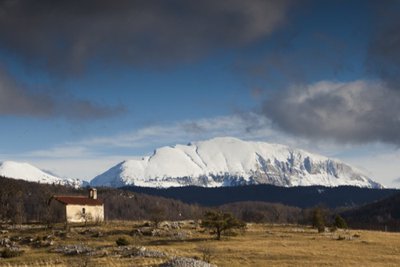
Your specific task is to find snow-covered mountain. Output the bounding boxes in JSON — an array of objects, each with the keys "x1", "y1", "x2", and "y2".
[
  {"x1": 91, "y1": 137, "x2": 383, "y2": 189},
  {"x1": 0, "y1": 161, "x2": 85, "y2": 188}
]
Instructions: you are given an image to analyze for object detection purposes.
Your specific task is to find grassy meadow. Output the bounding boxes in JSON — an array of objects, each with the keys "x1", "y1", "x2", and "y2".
[{"x1": 1, "y1": 221, "x2": 400, "y2": 266}]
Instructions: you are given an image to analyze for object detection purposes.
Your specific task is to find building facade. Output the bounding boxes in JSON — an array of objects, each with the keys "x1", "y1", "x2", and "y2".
[{"x1": 49, "y1": 188, "x2": 104, "y2": 223}]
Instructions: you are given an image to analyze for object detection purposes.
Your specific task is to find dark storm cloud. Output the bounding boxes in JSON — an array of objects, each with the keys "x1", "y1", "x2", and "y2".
[
  {"x1": 237, "y1": 26, "x2": 356, "y2": 90},
  {"x1": 366, "y1": 0, "x2": 400, "y2": 89},
  {"x1": 262, "y1": 80, "x2": 400, "y2": 145},
  {"x1": 0, "y1": 0, "x2": 292, "y2": 74},
  {"x1": 0, "y1": 68, "x2": 124, "y2": 119}
]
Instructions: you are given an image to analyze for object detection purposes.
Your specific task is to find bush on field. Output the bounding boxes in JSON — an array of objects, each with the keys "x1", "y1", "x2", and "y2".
[
  {"x1": 1, "y1": 248, "x2": 24, "y2": 258},
  {"x1": 116, "y1": 237, "x2": 130, "y2": 246}
]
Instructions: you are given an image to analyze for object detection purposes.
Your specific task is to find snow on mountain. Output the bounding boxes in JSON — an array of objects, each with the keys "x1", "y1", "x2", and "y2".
[
  {"x1": 91, "y1": 137, "x2": 383, "y2": 189},
  {"x1": 0, "y1": 161, "x2": 85, "y2": 188}
]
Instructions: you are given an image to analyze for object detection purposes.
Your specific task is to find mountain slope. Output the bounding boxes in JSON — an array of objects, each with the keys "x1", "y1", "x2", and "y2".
[
  {"x1": 0, "y1": 161, "x2": 84, "y2": 187},
  {"x1": 91, "y1": 137, "x2": 383, "y2": 188}
]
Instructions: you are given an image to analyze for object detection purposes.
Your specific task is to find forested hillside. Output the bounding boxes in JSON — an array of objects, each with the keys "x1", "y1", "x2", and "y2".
[
  {"x1": 0, "y1": 176, "x2": 203, "y2": 223},
  {"x1": 0, "y1": 177, "x2": 303, "y2": 225},
  {"x1": 3, "y1": 176, "x2": 400, "y2": 231},
  {"x1": 342, "y1": 192, "x2": 400, "y2": 232},
  {"x1": 124, "y1": 184, "x2": 398, "y2": 208}
]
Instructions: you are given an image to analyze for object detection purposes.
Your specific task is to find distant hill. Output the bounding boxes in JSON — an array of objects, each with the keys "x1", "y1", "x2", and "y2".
[
  {"x1": 0, "y1": 161, "x2": 85, "y2": 187},
  {"x1": 342, "y1": 192, "x2": 400, "y2": 231},
  {"x1": 123, "y1": 184, "x2": 398, "y2": 209}
]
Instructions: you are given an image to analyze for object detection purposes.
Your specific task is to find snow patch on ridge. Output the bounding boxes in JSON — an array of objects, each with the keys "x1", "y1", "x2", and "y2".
[
  {"x1": 90, "y1": 137, "x2": 383, "y2": 189},
  {"x1": 0, "y1": 161, "x2": 85, "y2": 188}
]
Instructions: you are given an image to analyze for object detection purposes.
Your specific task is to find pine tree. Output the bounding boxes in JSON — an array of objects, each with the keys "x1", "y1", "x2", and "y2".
[
  {"x1": 334, "y1": 214, "x2": 348, "y2": 229},
  {"x1": 201, "y1": 210, "x2": 245, "y2": 240}
]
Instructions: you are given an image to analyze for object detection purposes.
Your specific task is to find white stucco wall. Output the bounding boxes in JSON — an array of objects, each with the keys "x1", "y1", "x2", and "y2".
[{"x1": 65, "y1": 204, "x2": 104, "y2": 223}]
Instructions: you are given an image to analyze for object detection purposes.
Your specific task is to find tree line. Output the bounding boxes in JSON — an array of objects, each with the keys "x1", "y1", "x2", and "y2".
[
  {"x1": 0, "y1": 177, "x2": 312, "y2": 225},
  {"x1": 0, "y1": 176, "x2": 381, "y2": 231}
]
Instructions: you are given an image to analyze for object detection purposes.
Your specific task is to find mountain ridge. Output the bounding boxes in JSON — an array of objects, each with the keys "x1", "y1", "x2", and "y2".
[
  {"x1": 0, "y1": 161, "x2": 85, "y2": 188},
  {"x1": 91, "y1": 137, "x2": 383, "y2": 189}
]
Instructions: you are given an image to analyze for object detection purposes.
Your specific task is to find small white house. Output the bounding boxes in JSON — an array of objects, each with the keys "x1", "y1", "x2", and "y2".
[{"x1": 50, "y1": 188, "x2": 104, "y2": 223}]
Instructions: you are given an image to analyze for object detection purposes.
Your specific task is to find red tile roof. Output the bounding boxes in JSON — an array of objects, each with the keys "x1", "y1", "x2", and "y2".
[{"x1": 52, "y1": 196, "x2": 103, "y2": 206}]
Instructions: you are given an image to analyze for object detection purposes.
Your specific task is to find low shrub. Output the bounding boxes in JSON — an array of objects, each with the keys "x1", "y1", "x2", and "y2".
[
  {"x1": 317, "y1": 225, "x2": 325, "y2": 233},
  {"x1": 334, "y1": 215, "x2": 348, "y2": 229},
  {"x1": 116, "y1": 237, "x2": 130, "y2": 246},
  {"x1": 1, "y1": 248, "x2": 24, "y2": 258}
]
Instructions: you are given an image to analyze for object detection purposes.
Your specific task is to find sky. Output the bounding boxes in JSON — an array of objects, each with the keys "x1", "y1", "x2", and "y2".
[{"x1": 0, "y1": 0, "x2": 400, "y2": 187}]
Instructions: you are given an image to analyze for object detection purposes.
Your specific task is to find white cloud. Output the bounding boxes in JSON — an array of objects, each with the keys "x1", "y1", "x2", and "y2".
[
  {"x1": 76, "y1": 113, "x2": 291, "y2": 148},
  {"x1": 25, "y1": 146, "x2": 92, "y2": 158}
]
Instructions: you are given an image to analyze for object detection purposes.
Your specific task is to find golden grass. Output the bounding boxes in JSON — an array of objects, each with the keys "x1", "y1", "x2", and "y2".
[{"x1": 1, "y1": 222, "x2": 400, "y2": 266}]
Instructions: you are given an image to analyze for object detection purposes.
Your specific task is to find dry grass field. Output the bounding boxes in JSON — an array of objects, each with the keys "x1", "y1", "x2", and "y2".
[{"x1": 1, "y1": 221, "x2": 400, "y2": 267}]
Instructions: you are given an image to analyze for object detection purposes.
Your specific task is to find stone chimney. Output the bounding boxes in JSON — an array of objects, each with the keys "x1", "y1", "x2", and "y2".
[{"x1": 89, "y1": 188, "x2": 97, "y2": 199}]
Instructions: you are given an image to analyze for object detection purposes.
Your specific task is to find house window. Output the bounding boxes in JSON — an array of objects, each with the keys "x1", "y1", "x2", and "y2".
[{"x1": 82, "y1": 208, "x2": 86, "y2": 214}]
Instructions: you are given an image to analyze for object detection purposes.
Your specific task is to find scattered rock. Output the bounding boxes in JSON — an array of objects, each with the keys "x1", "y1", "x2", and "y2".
[
  {"x1": 135, "y1": 227, "x2": 153, "y2": 236},
  {"x1": 160, "y1": 221, "x2": 181, "y2": 230},
  {"x1": 172, "y1": 230, "x2": 191, "y2": 240},
  {"x1": 17, "y1": 234, "x2": 56, "y2": 248},
  {"x1": 43, "y1": 234, "x2": 54, "y2": 241},
  {"x1": 51, "y1": 244, "x2": 93, "y2": 255},
  {"x1": 113, "y1": 246, "x2": 166, "y2": 258},
  {"x1": 0, "y1": 238, "x2": 15, "y2": 248},
  {"x1": 159, "y1": 222, "x2": 171, "y2": 229},
  {"x1": 160, "y1": 257, "x2": 217, "y2": 267},
  {"x1": 131, "y1": 229, "x2": 142, "y2": 236},
  {"x1": 151, "y1": 229, "x2": 164, "y2": 237},
  {"x1": 44, "y1": 240, "x2": 55, "y2": 247},
  {"x1": 170, "y1": 222, "x2": 181, "y2": 229},
  {"x1": 132, "y1": 246, "x2": 166, "y2": 258}
]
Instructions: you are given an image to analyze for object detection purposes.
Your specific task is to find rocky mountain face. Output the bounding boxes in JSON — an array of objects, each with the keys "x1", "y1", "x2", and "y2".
[{"x1": 90, "y1": 137, "x2": 383, "y2": 189}]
